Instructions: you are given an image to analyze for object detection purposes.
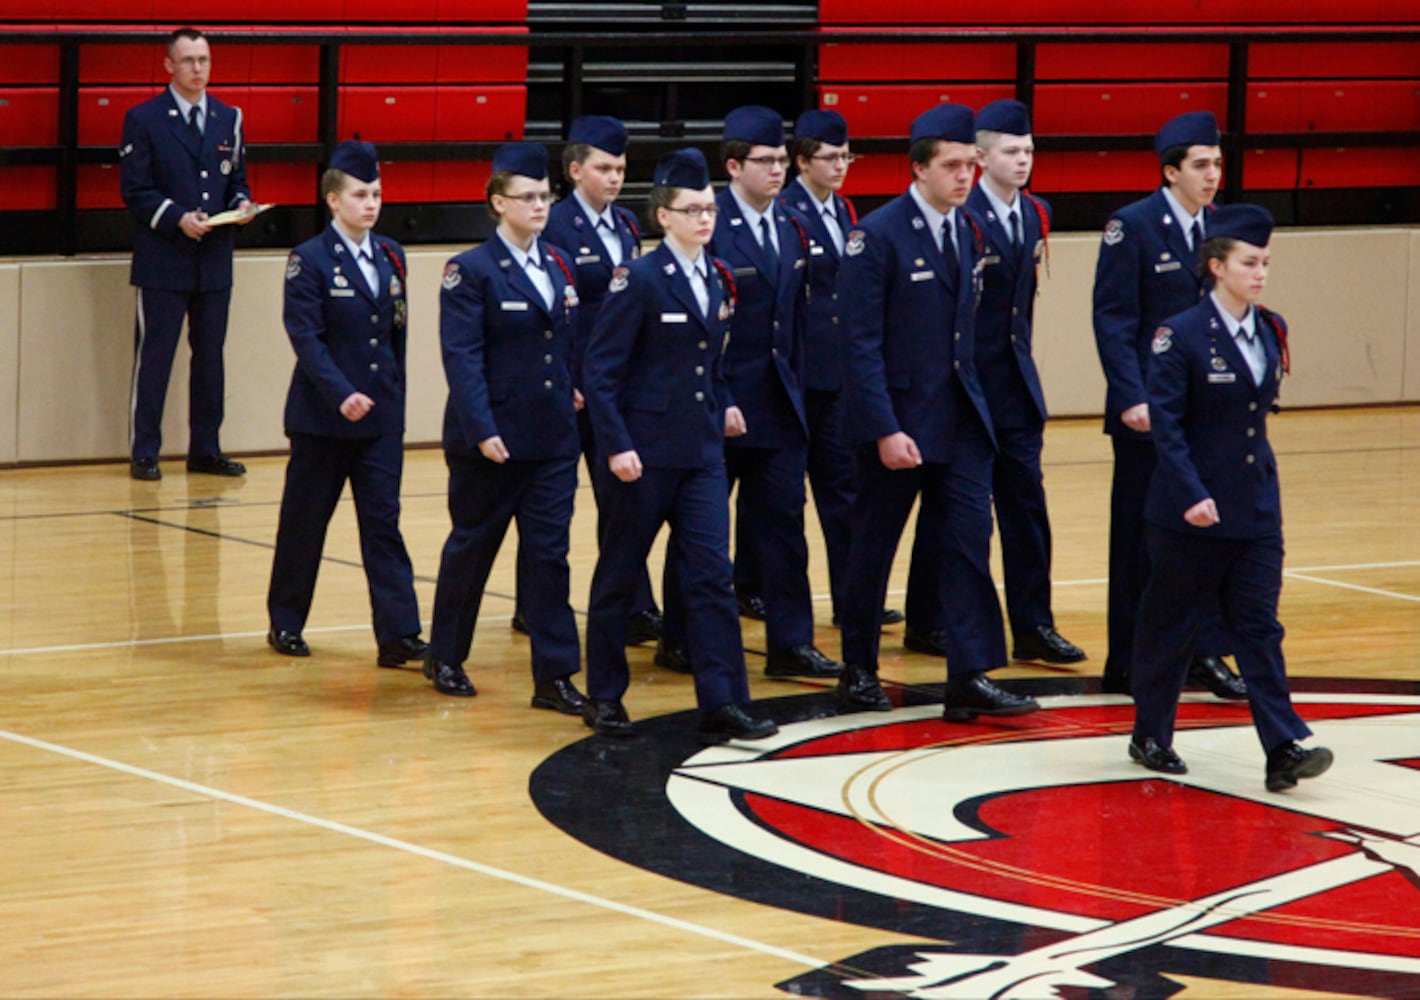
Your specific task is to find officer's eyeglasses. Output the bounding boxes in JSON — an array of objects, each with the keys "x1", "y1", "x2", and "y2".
[
  {"x1": 502, "y1": 192, "x2": 556, "y2": 205},
  {"x1": 664, "y1": 205, "x2": 719, "y2": 218},
  {"x1": 810, "y1": 152, "x2": 858, "y2": 165},
  {"x1": 742, "y1": 155, "x2": 791, "y2": 170}
]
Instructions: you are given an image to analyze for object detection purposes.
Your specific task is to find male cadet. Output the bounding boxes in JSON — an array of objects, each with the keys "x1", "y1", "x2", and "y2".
[
  {"x1": 901, "y1": 100, "x2": 1086, "y2": 665},
  {"x1": 690, "y1": 104, "x2": 841, "y2": 681},
  {"x1": 836, "y1": 104, "x2": 1038, "y2": 721},
  {"x1": 1092, "y1": 109, "x2": 1246, "y2": 700},
  {"x1": 535, "y1": 114, "x2": 663, "y2": 645},
  {"x1": 266, "y1": 141, "x2": 426, "y2": 669},
  {"x1": 779, "y1": 108, "x2": 903, "y2": 630},
  {"x1": 120, "y1": 26, "x2": 253, "y2": 481}
]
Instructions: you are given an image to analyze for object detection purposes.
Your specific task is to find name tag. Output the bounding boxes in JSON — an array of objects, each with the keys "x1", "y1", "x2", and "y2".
[
  {"x1": 1154, "y1": 261, "x2": 1182, "y2": 273},
  {"x1": 501, "y1": 301, "x2": 529, "y2": 312},
  {"x1": 910, "y1": 270, "x2": 934, "y2": 282},
  {"x1": 329, "y1": 288, "x2": 355, "y2": 297},
  {"x1": 661, "y1": 312, "x2": 688, "y2": 323},
  {"x1": 809, "y1": 245, "x2": 826, "y2": 256},
  {"x1": 794, "y1": 258, "x2": 805, "y2": 269},
  {"x1": 1207, "y1": 372, "x2": 1237, "y2": 383},
  {"x1": 982, "y1": 254, "x2": 1001, "y2": 265},
  {"x1": 576, "y1": 254, "x2": 601, "y2": 265},
  {"x1": 733, "y1": 266, "x2": 756, "y2": 277}
]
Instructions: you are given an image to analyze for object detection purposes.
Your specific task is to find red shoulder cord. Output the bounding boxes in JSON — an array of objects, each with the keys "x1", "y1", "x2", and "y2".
[
  {"x1": 544, "y1": 245, "x2": 576, "y2": 288},
  {"x1": 841, "y1": 194, "x2": 858, "y2": 226},
  {"x1": 617, "y1": 206, "x2": 642, "y2": 243},
  {"x1": 1256, "y1": 304, "x2": 1290, "y2": 375},
  {"x1": 1020, "y1": 189, "x2": 1050, "y2": 279},
  {"x1": 711, "y1": 257, "x2": 737, "y2": 310},
  {"x1": 960, "y1": 209, "x2": 986, "y2": 258},
  {"x1": 785, "y1": 212, "x2": 810, "y2": 256},
  {"x1": 378, "y1": 240, "x2": 405, "y2": 282}
]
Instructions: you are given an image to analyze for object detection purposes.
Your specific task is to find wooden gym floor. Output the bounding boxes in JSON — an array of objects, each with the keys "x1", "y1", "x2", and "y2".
[{"x1": 2, "y1": 405, "x2": 1419, "y2": 999}]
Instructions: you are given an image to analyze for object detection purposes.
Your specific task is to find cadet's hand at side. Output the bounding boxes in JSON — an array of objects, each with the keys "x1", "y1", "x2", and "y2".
[
  {"x1": 1121, "y1": 403, "x2": 1151, "y2": 432},
  {"x1": 877, "y1": 432, "x2": 921, "y2": 470},
  {"x1": 1184, "y1": 498, "x2": 1220, "y2": 527},
  {"x1": 340, "y1": 392, "x2": 375, "y2": 422},
  {"x1": 724, "y1": 406, "x2": 746, "y2": 438},
  {"x1": 479, "y1": 435, "x2": 510, "y2": 463},
  {"x1": 609, "y1": 450, "x2": 642, "y2": 482}
]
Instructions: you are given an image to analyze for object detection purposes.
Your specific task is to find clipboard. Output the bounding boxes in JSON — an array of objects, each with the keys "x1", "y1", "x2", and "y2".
[{"x1": 205, "y1": 203, "x2": 275, "y2": 227}]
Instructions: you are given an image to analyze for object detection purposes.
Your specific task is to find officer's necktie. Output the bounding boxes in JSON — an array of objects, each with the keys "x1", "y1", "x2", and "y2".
[
  {"x1": 357, "y1": 249, "x2": 379, "y2": 296},
  {"x1": 822, "y1": 204, "x2": 844, "y2": 255},
  {"x1": 596, "y1": 215, "x2": 622, "y2": 266},
  {"x1": 691, "y1": 264, "x2": 710, "y2": 318},
  {"x1": 942, "y1": 217, "x2": 959, "y2": 274},
  {"x1": 1191, "y1": 219, "x2": 1204, "y2": 253},
  {"x1": 759, "y1": 216, "x2": 780, "y2": 283},
  {"x1": 524, "y1": 256, "x2": 554, "y2": 310},
  {"x1": 187, "y1": 105, "x2": 202, "y2": 137},
  {"x1": 1009, "y1": 208, "x2": 1022, "y2": 247}
]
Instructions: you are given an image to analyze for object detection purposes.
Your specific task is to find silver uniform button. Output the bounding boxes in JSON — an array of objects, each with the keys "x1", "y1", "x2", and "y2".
[
  {"x1": 695, "y1": 391, "x2": 704, "y2": 401},
  {"x1": 698, "y1": 341, "x2": 708, "y2": 349},
  {"x1": 545, "y1": 331, "x2": 554, "y2": 340},
  {"x1": 201, "y1": 192, "x2": 209, "y2": 200},
  {"x1": 771, "y1": 348, "x2": 778, "y2": 358},
  {"x1": 544, "y1": 379, "x2": 553, "y2": 389},
  {"x1": 369, "y1": 363, "x2": 379, "y2": 372},
  {"x1": 544, "y1": 354, "x2": 553, "y2": 364},
  {"x1": 369, "y1": 338, "x2": 378, "y2": 347},
  {"x1": 954, "y1": 331, "x2": 961, "y2": 340},
  {"x1": 200, "y1": 170, "x2": 208, "y2": 179},
  {"x1": 695, "y1": 365, "x2": 704, "y2": 376},
  {"x1": 953, "y1": 360, "x2": 960, "y2": 369},
  {"x1": 1247, "y1": 428, "x2": 1256, "y2": 437},
  {"x1": 370, "y1": 315, "x2": 378, "y2": 324},
  {"x1": 1249, "y1": 402, "x2": 1258, "y2": 411},
  {"x1": 1246, "y1": 454, "x2": 1255, "y2": 464}
]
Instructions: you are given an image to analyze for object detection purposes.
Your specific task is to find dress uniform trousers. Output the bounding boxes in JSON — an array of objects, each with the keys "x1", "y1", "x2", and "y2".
[
  {"x1": 1133, "y1": 526, "x2": 1310, "y2": 753},
  {"x1": 587, "y1": 464, "x2": 749, "y2": 712},
  {"x1": 132, "y1": 286, "x2": 230, "y2": 462},
  {"x1": 267, "y1": 431, "x2": 419, "y2": 643},
  {"x1": 429, "y1": 452, "x2": 580, "y2": 681}
]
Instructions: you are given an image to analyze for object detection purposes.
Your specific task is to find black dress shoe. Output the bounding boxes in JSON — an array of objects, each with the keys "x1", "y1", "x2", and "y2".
[
  {"x1": 423, "y1": 657, "x2": 476, "y2": 697},
  {"x1": 582, "y1": 698, "x2": 635, "y2": 737},
  {"x1": 698, "y1": 703, "x2": 778, "y2": 744},
  {"x1": 765, "y1": 644, "x2": 843, "y2": 678},
  {"x1": 186, "y1": 455, "x2": 246, "y2": 477},
  {"x1": 130, "y1": 458, "x2": 161, "y2": 481},
  {"x1": 1100, "y1": 671, "x2": 1133, "y2": 695},
  {"x1": 942, "y1": 673, "x2": 1040, "y2": 721},
  {"x1": 737, "y1": 593, "x2": 767, "y2": 620},
  {"x1": 510, "y1": 609, "x2": 529, "y2": 634},
  {"x1": 903, "y1": 625, "x2": 947, "y2": 656},
  {"x1": 1129, "y1": 736, "x2": 1188, "y2": 774},
  {"x1": 267, "y1": 628, "x2": 310, "y2": 657},
  {"x1": 653, "y1": 639, "x2": 692, "y2": 674},
  {"x1": 836, "y1": 663, "x2": 893, "y2": 712},
  {"x1": 376, "y1": 635, "x2": 428, "y2": 668},
  {"x1": 1012, "y1": 624, "x2": 1087, "y2": 664},
  {"x1": 1265, "y1": 741, "x2": 1334, "y2": 792},
  {"x1": 1189, "y1": 656, "x2": 1248, "y2": 700},
  {"x1": 532, "y1": 676, "x2": 589, "y2": 715},
  {"x1": 625, "y1": 608, "x2": 663, "y2": 646},
  {"x1": 831, "y1": 608, "x2": 905, "y2": 627}
]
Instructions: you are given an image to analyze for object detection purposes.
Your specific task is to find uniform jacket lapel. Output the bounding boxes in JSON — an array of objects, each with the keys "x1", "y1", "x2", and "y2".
[
  {"x1": 166, "y1": 92, "x2": 202, "y2": 159},
  {"x1": 660, "y1": 246, "x2": 707, "y2": 327},
  {"x1": 498, "y1": 241, "x2": 552, "y2": 318}
]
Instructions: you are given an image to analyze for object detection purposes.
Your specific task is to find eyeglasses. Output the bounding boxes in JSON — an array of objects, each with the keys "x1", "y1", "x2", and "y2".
[
  {"x1": 500, "y1": 192, "x2": 556, "y2": 205},
  {"x1": 664, "y1": 205, "x2": 719, "y2": 218},
  {"x1": 742, "y1": 155, "x2": 791, "y2": 169},
  {"x1": 810, "y1": 152, "x2": 858, "y2": 165}
]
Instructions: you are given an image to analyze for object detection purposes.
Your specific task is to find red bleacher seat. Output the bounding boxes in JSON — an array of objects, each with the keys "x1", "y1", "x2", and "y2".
[
  {"x1": 1033, "y1": 83, "x2": 1228, "y2": 135},
  {"x1": 243, "y1": 86, "x2": 318, "y2": 142},
  {"x1": 433, "y1": 85, "x2": 525, "y2": 140},
  {"x1": 1301, "y1": 147, "x2": 1420, "y2": 188},
  {"x1": 340, "y1": 86, "x2": 438, "y2": 141},
  {"x1": 1241, "y1": 148, "x2": 1299, "y2": 189},
  {"x1": 817, "y1": 84, "x2": 1014, "y2": 136},
  {"x1": 0, "y1": 166, "x2": 57, "y2": 210},
  {"x1": 817, "y1": 42, "x2": 1014, "y2": 83},
  {"x1": 838, "y1": 153, "x2": 910, "y2": 198},
  {"x1": 1035, "y1": 43, "x2": 1230, "y2": 82},
  {"x1": 375, "y1": 160, "x2": 434, "y2": 201},
  {"x1": 245, "y1": 161, "x2": 316, "y2": 204},
  {"x1": 435, "y1": 0, "x2": 527, "y2": 21},
  {"x1": 77, "y1": 87, "x2": 158, "y2": 145},
  {"x1": 245, "y1": 0, "x2": 346, "y2": 20},
  {"x1": 1249, "y1": 81, "x2": 1420, "y2": 132},
  {"x1": 1029, "y1": 150, "x2": 1160, "y2": 194},
  {"x1": 1251, "y1": 41, "x2": 1420, "y2": 79},
  {"x1": 0, "y1": 87, "x2": 60, "y2": 145},
  {"x1": 79, "y1": 43, "x2": 165, "y2": 85},
  {"x1": 821, "y1": 0, "x2": 1420, "y2": 24},
  {"x1": 434, "y1": 158, "x2": 493, "y2": 200},
  {"x1": 230, "y1": 43, "x2": 320, "y2": 84},
  {"x1": 0, "y1": 44, "x2": 59, "y2": 85},
  {"x1": 75, "y1": 162, "x2": 124, "y2": 208},
  {"x1": 340, "y1": 36, "x2": 527, "y2": 85}
]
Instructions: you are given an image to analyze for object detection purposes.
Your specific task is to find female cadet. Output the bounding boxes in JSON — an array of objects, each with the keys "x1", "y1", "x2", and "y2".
[
  {"x1": 423, "y1": 142, "x2": 587, "y2": 716},
  {"x1": 580, "y1": 148, "x2": 777, "y2": 745},
  {"x1": 1130, "y1": 203, "x2": 1333, "y2": 793}
]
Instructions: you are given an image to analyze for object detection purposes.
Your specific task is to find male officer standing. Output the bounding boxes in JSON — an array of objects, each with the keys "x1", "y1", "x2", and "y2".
[
  {"x1": 694, "y1": 104, "x2": 840, "y2": 682},
  {"x1": 780, "y1": 108, "x2": 903, "y2": 630},
  {"x1": 836, "y1": 103, "x2": 1037, "y2": 722},
  {"x1": 540, "y1": 114, "x2": 662, "y2": 645},
  {"x1": 902, "y1": 100, "x2": 1086, "y2": 665},
  {"x1": 1092, "y1": 109, "x2": 1246, "y2": 700},
  {"x1": 120, "y1": 26, "x2": 253, "y2": 481},
  {"x1": 266, "y1": 141, "x2": 426, "y2": 668}
]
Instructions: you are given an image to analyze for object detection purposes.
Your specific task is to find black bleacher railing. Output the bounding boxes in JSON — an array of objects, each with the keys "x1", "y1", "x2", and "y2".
[{"x1": 1, "y1": 19, "x2": 1418, "y2": 256}]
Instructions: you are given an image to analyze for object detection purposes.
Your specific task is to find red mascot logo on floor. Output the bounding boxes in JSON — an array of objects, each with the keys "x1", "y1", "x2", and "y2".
[{"x1": 532, "y1": 684, "x2": 1420, "y2": 999}]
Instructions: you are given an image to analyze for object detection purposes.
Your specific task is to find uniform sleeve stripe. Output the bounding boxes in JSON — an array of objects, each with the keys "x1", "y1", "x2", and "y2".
[{"x1": 150, "y1": 199, "x2": 173, "y2": 230}]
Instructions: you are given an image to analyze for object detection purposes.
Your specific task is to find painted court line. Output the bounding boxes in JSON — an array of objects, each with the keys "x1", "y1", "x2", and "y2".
[{"x1": 0, "y1": 726, "x2": 825, "y2": 971}]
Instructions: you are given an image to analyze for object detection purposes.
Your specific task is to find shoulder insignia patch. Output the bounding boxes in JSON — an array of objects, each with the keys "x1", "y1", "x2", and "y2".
[
  {"x1": 609, "y1": 266, "x2": 630, "y2": 293},
  {"x1": 845, "y1": 230, "x2": 865, "y2": 256},
  {"x1": 442, "y1": 262, "x2": 462, "y2": 291},
  {"x1": 285, "y1": 253, "x2": 301, "y2": 280},
  {"x1": 1152, "y1": 326, "x2": 1173, "y2": 354},
  {"x1": 1103, "y1": 219, "x2": 1125, "y2": 246}
]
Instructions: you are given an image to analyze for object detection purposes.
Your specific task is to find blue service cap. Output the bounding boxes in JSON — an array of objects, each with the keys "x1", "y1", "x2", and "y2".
[
  {"x1": 492, "y1": 141, "x2": 549, "y2": 180},
  {"x1": 1154, "y1": 110, "x2": 1221, "y2": 159},
  {"x1": 652, "y1": 148, "x2": 711, "y2": 190},
  {"x1": 909, "y1": 103, "x2": 976, "y2": 145},
  {"x1": 1207, "y1": 203, "x2": 1273, "y2": 246},
  {"x1": 794, "y1": 108, "x2": 848, "y2": 146},
  {"x1": 329, "y1": 140, "x2": 379, "y2": 183},
  {"x1": 568, "y1": 115, "x2": 628, "y2": 156},
  {"x1": 975, "y1": 99, "x2": 1031, "y2": 136},
  {"x1": 723, "y1": 105, "x2": 785, "y2": 147}
]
